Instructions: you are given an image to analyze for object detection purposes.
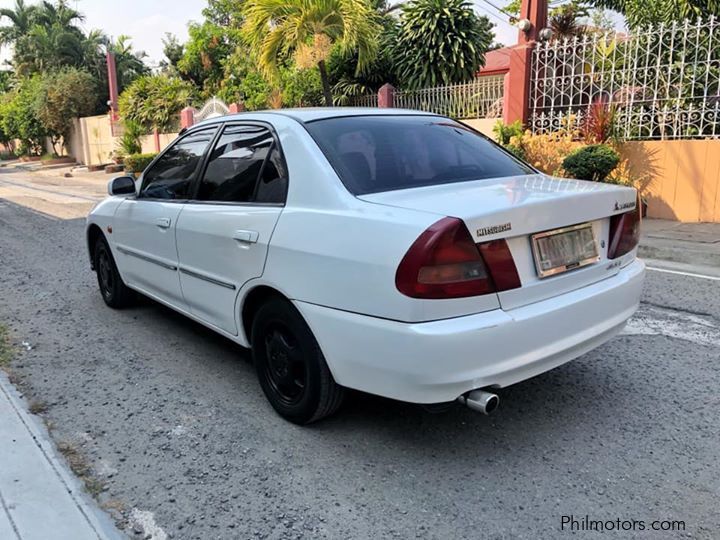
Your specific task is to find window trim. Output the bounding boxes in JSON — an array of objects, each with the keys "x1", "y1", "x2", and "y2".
[
  {"x1": 187, "y1": 120, "x2": 289, "y2": 207},
  {"x1": 136, "y1": 124, "x2": 221, "y2": 202}
]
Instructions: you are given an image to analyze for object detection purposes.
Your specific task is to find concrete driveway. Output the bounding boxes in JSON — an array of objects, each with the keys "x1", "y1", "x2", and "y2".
[{"x1": 0, "y1": 164, "x2": 109, "y2": 220}]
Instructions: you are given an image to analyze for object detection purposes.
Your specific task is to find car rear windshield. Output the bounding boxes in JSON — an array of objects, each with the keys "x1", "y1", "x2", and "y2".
[{"x1": 304, "y1": 115, "x2": 534, "y2": 195}]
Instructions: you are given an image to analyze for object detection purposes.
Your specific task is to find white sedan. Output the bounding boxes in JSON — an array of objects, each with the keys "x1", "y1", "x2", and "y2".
[{"x1": 86, "y1": 109, "x2": 645, "y2": 424}]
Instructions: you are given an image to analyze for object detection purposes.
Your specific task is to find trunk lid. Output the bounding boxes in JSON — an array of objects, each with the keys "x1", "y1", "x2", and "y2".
[{"x1": 359, "y1": 174, "x2": 638, "y2": 310}]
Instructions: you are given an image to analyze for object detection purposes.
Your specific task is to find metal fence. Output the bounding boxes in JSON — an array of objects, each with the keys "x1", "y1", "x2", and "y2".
[
  {"x1": 341, "y1": 76, "x2": 505, "y2": 118},
  {"x1": 346, "y1": 93, "x2": 379, "y2": 107},
  {"x1": 530, "y1": 17, "x2": 720, "y2": 140},
  {"x1": 393, "y1": 75, "x2": 505, "y2": 118}
]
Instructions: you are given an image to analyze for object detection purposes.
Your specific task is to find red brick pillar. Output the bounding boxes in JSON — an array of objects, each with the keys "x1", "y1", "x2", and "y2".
[
  {"x1": 228, "y1": 102, "x2": 245, "y2": 114},
  {"x1": 504, "y1": 0, "x2": 548, "y2": 126},
  {"x1": 502, "y1": 73, "x2": 512, "y2": 125},
  {"x1": 505, "y1": 46, "x2": 534, "y2": 125},
  {"x1": 180, "y1": 107, "x2": 195, "y2": 129},
  {"x1": 378, "y1": 84, "x2": 395, "y2": 108}
]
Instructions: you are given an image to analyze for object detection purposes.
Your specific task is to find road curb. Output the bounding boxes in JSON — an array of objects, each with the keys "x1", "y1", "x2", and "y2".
[
  {"x1": 0, "y1": 372, "x2": 126, "y2": 540},
  {"x1": 639, "y1": 244, "x2": 720, "y2": 269}
]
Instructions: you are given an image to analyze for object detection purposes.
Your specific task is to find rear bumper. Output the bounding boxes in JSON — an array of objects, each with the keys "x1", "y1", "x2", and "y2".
[{"x1": 295, "y1": 259, "x2": 645, "y2": 404}]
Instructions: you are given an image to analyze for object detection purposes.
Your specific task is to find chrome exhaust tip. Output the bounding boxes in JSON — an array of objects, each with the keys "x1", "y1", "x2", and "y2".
[{"x1": 457, "y1": 389, "x2": 499, "y2": 415}]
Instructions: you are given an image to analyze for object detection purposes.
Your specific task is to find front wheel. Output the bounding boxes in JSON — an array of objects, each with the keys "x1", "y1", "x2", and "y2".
[
  {"x1": 251, "y1": 298, "x2": 344, "y2": 424},
  {"x1": 94, "y1": 236, "x2": 134, "y2": 308}
]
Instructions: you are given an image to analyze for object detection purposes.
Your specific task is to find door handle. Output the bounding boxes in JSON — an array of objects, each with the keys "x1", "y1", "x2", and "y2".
[
  {"x1": 233, "y1": 230, "x2": 259, "y2": 244},
  {"x1": 156, "y1": 217, "x2": 171, "y2": 229}
]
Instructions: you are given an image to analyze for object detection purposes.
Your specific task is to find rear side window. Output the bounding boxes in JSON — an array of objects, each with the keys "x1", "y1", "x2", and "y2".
[
  {"x1": 140, "y1": 128, "x2": 217, "y2": 200},
  {"x1": 305, "y1": 115, "x2": 533, "y2": 195},
  {"x1": 196, "y1": 124, "x2": 287, "y2": 204}
]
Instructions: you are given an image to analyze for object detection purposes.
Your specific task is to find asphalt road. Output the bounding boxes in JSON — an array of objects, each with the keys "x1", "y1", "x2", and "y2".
[{"x1": 0, "y1": 200, "x2": 718, "y2": 540}]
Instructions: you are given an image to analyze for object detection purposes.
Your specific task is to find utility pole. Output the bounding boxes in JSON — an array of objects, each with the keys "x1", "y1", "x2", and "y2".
[{"x1": 106, "y1": 51, "x2": 119, "y2": 123}]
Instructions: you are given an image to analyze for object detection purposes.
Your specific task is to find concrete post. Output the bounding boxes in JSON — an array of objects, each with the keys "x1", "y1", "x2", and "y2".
[
  {"x1": 180, "y1": 107, "x2": 195, "y2": 129},
  {"x1": 153, "y1": 128, "x2": 160, "y2": 153},
  {"x1": 378, "y1": 84, "x2": 395, "y2": 108},
  {"x1": 228, "y1": 102, "x2": 245, "y2": 114}
]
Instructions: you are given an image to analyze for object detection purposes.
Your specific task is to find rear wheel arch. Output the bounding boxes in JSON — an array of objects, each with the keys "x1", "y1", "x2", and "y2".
[{"x1": 241, "y1": 286, "x2": 289, "y2": 344}]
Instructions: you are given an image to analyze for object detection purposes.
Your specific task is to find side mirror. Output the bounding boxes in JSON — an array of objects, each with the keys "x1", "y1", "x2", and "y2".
[{"x1": 108, "y1": 176, "x2": 136, "y2": 196}]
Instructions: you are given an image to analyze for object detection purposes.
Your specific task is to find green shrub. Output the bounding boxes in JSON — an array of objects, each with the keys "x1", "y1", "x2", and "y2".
[
  {"x1": 119, "y1": 75, "x2": 196, "y2": 133},
  {"x1": 493, "y1": 120, "x2": 524, "y2": 146},
  {"x1": 562, "y1": 144, "x2": 620, "y2": 182},
  {"x1": 124, "y1": 153, "x2": 157, "y2": 174},
  {"x1": 504, "y1": 143, "x2": 527, "y2": 161},
  {"x1": 117, "y1": 121, "x2": 145, "y2": 157}
]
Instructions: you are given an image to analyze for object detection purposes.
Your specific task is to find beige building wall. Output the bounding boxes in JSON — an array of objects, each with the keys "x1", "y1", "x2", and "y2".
[
  {"x1": 621, "y1": 140, "x2": 720, "y2": 223},
  {"x1": 460, "y1": 118, "x2": 498, "y2": 138},
  {"x1": 81, "y1": 115, "x2": 115, "y2": 166},
  {"x1": 140, "y1": 133, "x2": 176, "y2": 155},
  {"x1": 69, "y1": 114, "x2": 178, "y2": 166}
]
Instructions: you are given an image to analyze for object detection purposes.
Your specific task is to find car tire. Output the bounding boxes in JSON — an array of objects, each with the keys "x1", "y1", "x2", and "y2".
[
  {"x1": 94, "y1": 236, "x2": 134, "y2": 309},
  {"x1": 251, "y1": 297, "x2": 344, "y2": 424}
]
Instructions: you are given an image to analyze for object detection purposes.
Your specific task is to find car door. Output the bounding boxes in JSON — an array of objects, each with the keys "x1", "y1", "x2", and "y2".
[
  {"x1": 113, "y1": 127, "x2": 218, "y2": 308},
  {"x1": 175, "y1": 123, "x2": 287, "y2": 334}
]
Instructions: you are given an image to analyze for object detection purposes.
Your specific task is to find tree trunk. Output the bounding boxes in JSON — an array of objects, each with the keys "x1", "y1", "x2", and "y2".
[{"x1": 318, "y1": 60, "x2": 333, "y2": 107}]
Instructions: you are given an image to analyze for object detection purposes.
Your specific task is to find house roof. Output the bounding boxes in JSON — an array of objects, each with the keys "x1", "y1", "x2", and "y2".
[{"x1": 479, "y1": 47, "x2": 512, "y2": 75}]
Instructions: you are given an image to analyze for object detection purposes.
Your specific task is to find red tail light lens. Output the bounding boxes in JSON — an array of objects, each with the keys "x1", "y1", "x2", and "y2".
[
  {"x1": 478, "y1": 240, "x2": 522, "y2": 292},
  {"x1": 608, "y1": 204, "x2": 641, "y2": 259},
  {"x1": 396, "y1": 218, "x2": 521, "y2": 299}
]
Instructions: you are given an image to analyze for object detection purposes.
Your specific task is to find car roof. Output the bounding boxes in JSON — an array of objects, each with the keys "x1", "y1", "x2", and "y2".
[{"x1": 193, "y1": 107, "x2": 441, "y2": 128}]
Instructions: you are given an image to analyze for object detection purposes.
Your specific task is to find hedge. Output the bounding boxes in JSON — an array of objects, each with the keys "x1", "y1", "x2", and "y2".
[
  {"x1": 562, "y1": 144, "x2": 620, "y2": 182},
  {"x1": 124, "y1": 153, "x2": 157, "y2": 175}
]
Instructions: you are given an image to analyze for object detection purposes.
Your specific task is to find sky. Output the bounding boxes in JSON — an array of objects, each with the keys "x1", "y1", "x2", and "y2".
[
  {"x1": 0, "y1": 0, "x2": 206, "y2": 66},
  {"x1": 0, "y1": 0, "x2": 624, "y2": 66}
]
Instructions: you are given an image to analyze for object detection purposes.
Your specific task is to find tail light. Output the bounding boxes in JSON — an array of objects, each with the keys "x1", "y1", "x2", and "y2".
[
  {"x1": 608, "y1": 204, "x2": 641, "y2": 259},
  {"x1": 395, "y1": 217, "x2": 521, "y2": 299}
]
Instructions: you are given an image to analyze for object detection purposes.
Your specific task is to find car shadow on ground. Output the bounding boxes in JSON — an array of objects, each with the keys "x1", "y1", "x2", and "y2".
[{"x1": 123, "y1": 292, "x2": 647, "y2": 455}]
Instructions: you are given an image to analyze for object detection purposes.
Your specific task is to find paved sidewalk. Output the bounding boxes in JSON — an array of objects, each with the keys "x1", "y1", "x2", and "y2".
[
  {"x1": 0, "y1": 163, "x2": 109, "y2": 220},
  {"x1": 639, "y1": 218, "x2": 720, "y2": 271},
  {"x1": 0, "y1": 373, "x2": 124, "y2": 540}
]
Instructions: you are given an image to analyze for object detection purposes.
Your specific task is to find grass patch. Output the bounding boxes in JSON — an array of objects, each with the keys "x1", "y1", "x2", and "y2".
[
  {"x1": 29, "y1": 399, "x2": 48, "y2": 415},
  {"x1": 84, "y1": 477, "x2": 106, "y2": 497},
  {"x1": 57, "y1": 440, "x2": 107, "y2": 497},
  {"x1": 57, "y1": 441, "x2": 90, "y2": 476},
  {"x1": 0, "y1": 324, "x2": 12, "y2": 367},
  {"x1": 102, "y1": 498, "x2": 127, "y2": 515}
]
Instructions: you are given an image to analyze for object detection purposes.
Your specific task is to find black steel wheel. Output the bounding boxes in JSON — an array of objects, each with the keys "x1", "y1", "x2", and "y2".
[
  {"x1": 251, "y1": 297, "x2": 344, "y2": 424},
  {"x1": 93, "y1": 236, "x2": 134, "y2": 308}
]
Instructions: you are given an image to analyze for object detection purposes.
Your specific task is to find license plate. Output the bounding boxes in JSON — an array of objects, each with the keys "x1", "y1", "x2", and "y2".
[{"x1": 531, "y1": 223, "x2": 599, "y2": 278}]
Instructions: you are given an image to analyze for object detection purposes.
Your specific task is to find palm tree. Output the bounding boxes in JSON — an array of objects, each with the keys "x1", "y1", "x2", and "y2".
[
  {"x1": 34, "y1": 0, "x2": 84, "y2": 29},
  {"x1": 2, "y1": 0, "x2": 87, "y2": 75},
  {"x1": 243, "y1": 0, "x2": 381, "y2": 106},
  {"x1": 0, "y1": 0, "x2": 37, "y2": 47}
]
